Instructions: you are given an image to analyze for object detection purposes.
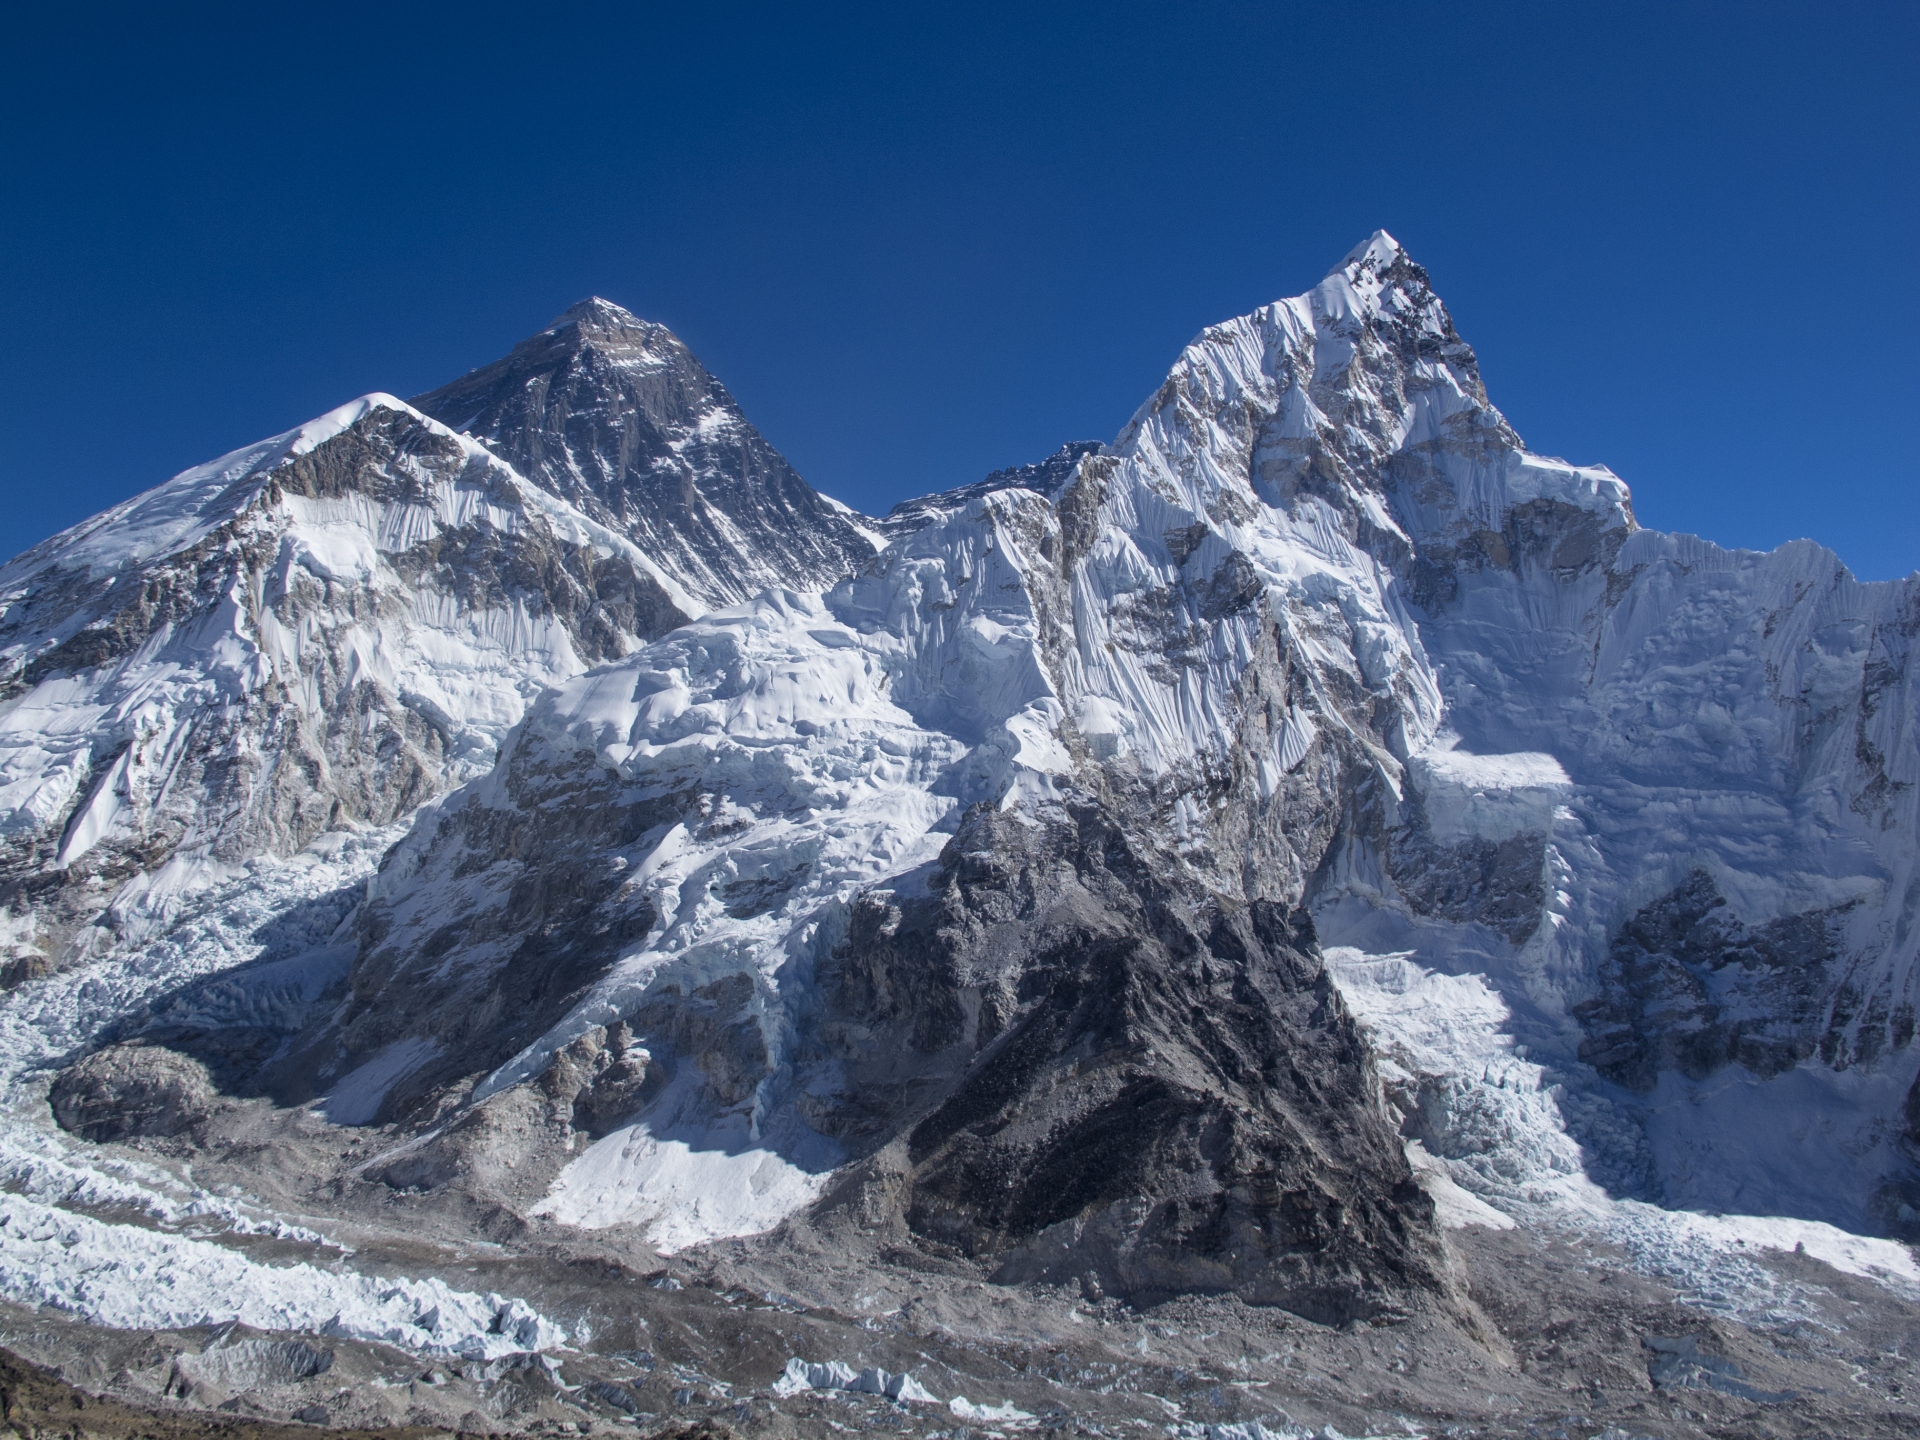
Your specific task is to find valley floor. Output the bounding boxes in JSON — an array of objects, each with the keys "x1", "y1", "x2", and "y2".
[{"x1": 2, "y1": 1215, "x2": 1916, "y2": 1440}]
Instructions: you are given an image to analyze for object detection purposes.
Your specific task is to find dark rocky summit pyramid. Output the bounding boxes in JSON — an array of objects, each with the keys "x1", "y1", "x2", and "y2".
[{"x1": 413, "y1": 298, "x2": 877, "y2": 608}]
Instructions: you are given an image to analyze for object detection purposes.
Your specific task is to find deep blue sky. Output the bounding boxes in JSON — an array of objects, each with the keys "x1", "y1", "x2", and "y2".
[{"x1": 3, "y1": 3, "x2": 1914, "y2": 576}]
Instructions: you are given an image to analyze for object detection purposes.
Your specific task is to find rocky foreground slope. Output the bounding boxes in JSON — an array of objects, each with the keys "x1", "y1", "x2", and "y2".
[{"x1": 0, "y1": 237, "x2": 1917, "y2": 1438}]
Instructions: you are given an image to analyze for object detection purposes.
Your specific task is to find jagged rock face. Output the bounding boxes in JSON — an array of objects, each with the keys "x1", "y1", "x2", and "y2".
[
  {"x1": 254, "y1": 701, "x2": 690, "y2": 1122},
  {"x1": 0, "y1": 397, "x2": 688, "y2": 969},
  {"x1": 1574, "y1": 869, "x2": 1861, "y2": 1091},
  {"x1": 810, "y1": 801, "x2": 1442, "y2": 1322},
  {"x1": 874, "y1": 441, "x2": 1102, "y2": 537},
  {"x1": 413, "y1": 299, "x2": 877, "y2": 608}
]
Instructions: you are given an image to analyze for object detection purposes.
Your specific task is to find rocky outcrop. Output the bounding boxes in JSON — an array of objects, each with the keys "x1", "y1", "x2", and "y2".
[
  {"x1": 875, "y1": 441, "x2": 1102, "y2": 538},
  {"x1": 413, "y1": 299, "x2": 876, "y2": 608},
  {"x1": 1575, "y1": 870, "x2": 1860, "y2": 1091},
  {"x1": 49, "y1": 1041, "x2": 225, "y2": 1142},
  {"x1": 806, "y1": 800, "x2": 1444, "y2": 1322}
]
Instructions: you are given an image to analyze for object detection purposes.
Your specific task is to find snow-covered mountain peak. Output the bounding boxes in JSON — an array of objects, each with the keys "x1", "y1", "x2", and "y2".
[
  {"x1": 1315, "y1": 227, "x2": 1440, "y2": 327},
  {"x1": 550, "y1": 294, "x2": 651, "y2": 330},
  {"x1": 1338, "y1": 226, "x2": 1406, "y2": 270},
  {"x1": 0, "y1": 389, "x2": 696, "y2": 965},
  {"x1": 412, "y1": 301, "x2": 876, "y2": 607},
  {"x1": 1099, "y1": 234, "x2": 1630, "y2": 588},
  {"x1": 0, "y1": 393, "x2": 415, "y2": 589},
  {"x1": 534, "y1": 296, "x2": 678, "y2": 363},
  {"x1": 8, "y1": 234, "x2": 1920, "y2": 1416}
]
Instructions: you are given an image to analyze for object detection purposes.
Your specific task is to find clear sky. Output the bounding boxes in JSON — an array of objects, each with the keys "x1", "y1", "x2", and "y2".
[{"x1": 2, "y1": 3, "x2": 1914, "y2": 577}]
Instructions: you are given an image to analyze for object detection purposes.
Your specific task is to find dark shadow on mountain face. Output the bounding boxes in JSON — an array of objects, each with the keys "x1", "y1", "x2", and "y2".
[{"x1": 47, "y1": 880, "x2": 365, "y2": 1139}]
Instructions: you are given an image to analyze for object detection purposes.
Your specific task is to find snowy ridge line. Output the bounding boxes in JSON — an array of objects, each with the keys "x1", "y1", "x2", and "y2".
[
  {"x1": 0, "y1": 378, "x2": 711, "y2": 971},
  {"x1": 0, "y1": 395, "x2": 402, "y2": 586},
  {"x1": 1, "y1": 393, "x2": 701, "y2": 622}
]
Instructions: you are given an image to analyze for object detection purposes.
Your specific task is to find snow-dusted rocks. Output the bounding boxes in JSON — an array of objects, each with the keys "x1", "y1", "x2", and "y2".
[{"x1": 413, "y1": 298, "x2": 878, "y2": 608}]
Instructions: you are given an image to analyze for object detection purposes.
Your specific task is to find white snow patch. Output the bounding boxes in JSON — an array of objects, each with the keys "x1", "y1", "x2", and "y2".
[
  {"x1": 536, "y1": 1119, "x2": 831, "y2": 1252},
  {"x1": 771, "y1": 1358, "x2": 937, "y2": 1403},
  {"x1": 948, "y1": 1395, "x2": 1036, "y2": 1426},
  {"x1": 321, "y1": 1037, "x2": 440, "y2": 1127},
  {"x1": 1405, "y1": 1140, "x2": 1513, "y2": 1230},
  {"x1": 1408, "y1": 740, "x2": 1569, "y2": 843}
]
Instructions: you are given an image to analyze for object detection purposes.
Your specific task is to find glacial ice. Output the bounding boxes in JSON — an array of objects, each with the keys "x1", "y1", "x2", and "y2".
[
  {"x1": 771, "y1": 1357, "x2": 939, "y2": 1403},
  {"x1": 0, "y1": 824, "x2": 568, "y2": 1355},
  {"x1": 1326, "y1": 944, "x2": 1920, "y2": 1315}
]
